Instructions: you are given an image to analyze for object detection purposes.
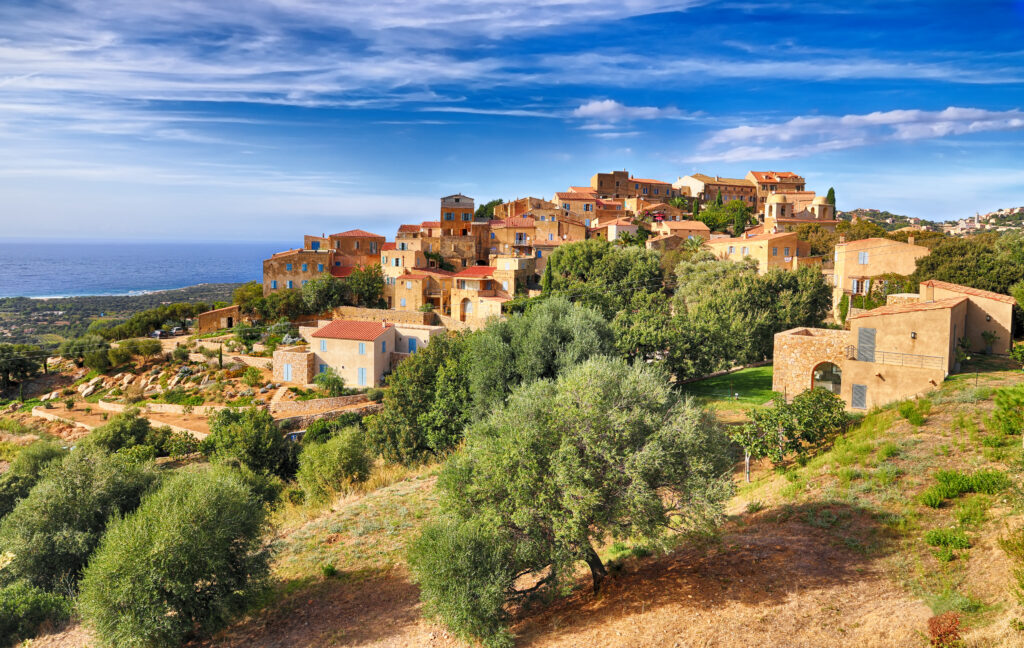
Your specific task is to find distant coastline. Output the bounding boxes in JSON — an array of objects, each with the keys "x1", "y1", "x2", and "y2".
[{"x1": 0, "y1": 240, "x2": 285, "y2": 299}]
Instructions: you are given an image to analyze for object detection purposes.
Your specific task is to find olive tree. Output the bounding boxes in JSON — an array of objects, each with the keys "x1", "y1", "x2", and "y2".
[
  {"x1": 78, "y1": 466, "x2": 270, "y2": 648},
  {"x1": 409, "y1": 356, "x2": 733, "y2": 646}
]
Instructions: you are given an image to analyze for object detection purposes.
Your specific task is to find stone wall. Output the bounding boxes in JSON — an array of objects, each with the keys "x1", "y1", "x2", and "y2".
[
  {"x1": 96, "y1": 400, "x2": 228, "y2": 416},
  {"x1": 196, "y1": 305, "x2": 240, "y2": 334},
  {"x1": 277, "y1": 402, "x2": 383, "y2": 430},
  {"x1": 268, "y1": 393, "x2": 368, "y2": 415},
  {"x1": 772, "y1": 327, "x2": 850, "y2": 400},
  {"x1": 331, "y1": 306, "x2": 437, "y2": 326},
  {"x1": 886, "y1": 293, "x2": 920, "y2": 306},
  {"x1": 31, "y1": 408, "x2": 93, "y2": 430}
]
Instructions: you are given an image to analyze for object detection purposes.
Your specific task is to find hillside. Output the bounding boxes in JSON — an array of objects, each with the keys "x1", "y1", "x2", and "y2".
[
  {"x1": 838, "y1": 208, "x2": 936, "y2": 231},
  {"x1": 26, "y1": 357, "x2": 1024, "y2": 648}
]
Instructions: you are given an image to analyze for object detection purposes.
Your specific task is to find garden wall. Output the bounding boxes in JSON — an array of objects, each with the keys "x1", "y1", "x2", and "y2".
[
  {"x1": 331, "y1": 306, "x2": 437, "y2": 326},
  {"x1": 268, "y1": 393, "x2": 368, "y2": 415}
]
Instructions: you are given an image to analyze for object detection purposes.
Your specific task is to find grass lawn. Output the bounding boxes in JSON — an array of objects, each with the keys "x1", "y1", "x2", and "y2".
[{"x1": 678, "y1": 365, "x2": 775, "y2": 407}]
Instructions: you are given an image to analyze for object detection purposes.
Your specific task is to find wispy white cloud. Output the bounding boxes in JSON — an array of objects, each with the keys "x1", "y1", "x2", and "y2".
[
  {"x1": 693, "y1": 106, "x2": 1024, "y2": 162},
  {"x1": 573, "y1": 99, "x2": 694, "y2": 122}
]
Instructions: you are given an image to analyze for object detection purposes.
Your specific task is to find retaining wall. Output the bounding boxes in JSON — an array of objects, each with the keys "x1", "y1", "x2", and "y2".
[
  {"x1": 269, "y1": 392, "x2": 368, "y2": 414},
  {"x1": 331, "y1": 306, "x2": 437, "y2": 326}
]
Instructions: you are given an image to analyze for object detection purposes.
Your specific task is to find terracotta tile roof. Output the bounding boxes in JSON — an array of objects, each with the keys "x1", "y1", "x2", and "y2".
[
  {"x1": 596, "y1": 199, "x2": 622, "y2": 207},
  {"x1": 271, "y1": 248, "x2": 302, "y2": 258},
  {"x1": 397, "y1": 224, "x2": 419, "y2": 233},
  {"x1": 312, "y1": 319, "x2": 392, "y2": 340},
  {"x1": 706, "y1": 231, "x2": 797, "y2": 244},
  {"x1": 568, "y1": 186, "x2": 598, "y2": 194},
  {"x1": 849, "y1": 296, "x2": 967, "y2": 319},
  {"x1": 659, "y1": 220, "x2": 711, "y2": 231},
  {"x1": 398, "y1": 274, "x2": 429, "y2": 281},
  {"x1": 591, "y1": 218, "x2": 636, "y2": 230},
  {"x1": 381, "y1": 242, "x2": 397, "y2": 251},
  {"x1": 454, "y1": 266, "x2": 496, "y2": 278},
  {"x1": 749, "y1": 171, "x2": 803, "y2": 182},
  {"x1": 330, "y1": 265, "x2": 355, "y2": 279},
  {"x1": 422, "y1": 268, "x2": 456, "y2": 277},
  {"x1": 330, "y1": 229, "x2": 384, "y2": 238},
  {"x1": 420, "y1": 221, "x2": 441, "y2": 228},
  {"x1": 629, "y1": 177, "x2": 671, "y2": 184},
  {"x1": 921, "y1": 280, "x2": 1017, "y2": 305},
  {"x1": 688, "y1": 173, "x2": 756, "y2": 187},
  {"x1": 554, "y1": 192, "x2": 597, "y2": 201}
]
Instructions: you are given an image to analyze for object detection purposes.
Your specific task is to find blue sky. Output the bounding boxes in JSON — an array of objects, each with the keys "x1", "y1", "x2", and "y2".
[{"x1": 1, "y1": 0, "x2": 1023, "y2": 241}]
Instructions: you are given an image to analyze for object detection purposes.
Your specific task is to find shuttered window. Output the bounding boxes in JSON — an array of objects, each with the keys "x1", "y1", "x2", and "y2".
[
  {"x1": 851, "y1": 384, "x2": 867, "y2": 409},
  {"x1": 856, "y1": 327, "x2": 876, "y2": 362}
]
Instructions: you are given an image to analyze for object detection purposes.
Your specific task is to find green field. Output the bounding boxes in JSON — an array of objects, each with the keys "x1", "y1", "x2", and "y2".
[{"x1": 678, "y1": 365, "x2": 775, "y2": 406}]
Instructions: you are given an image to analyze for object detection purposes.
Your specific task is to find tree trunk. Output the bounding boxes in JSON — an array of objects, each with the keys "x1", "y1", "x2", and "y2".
[
  {"x1": 584, "y1": 544, "x2": 607, "y2": 594},
  {"x1": 744, "y1": 450, "x2": 751, "y2": 483}
]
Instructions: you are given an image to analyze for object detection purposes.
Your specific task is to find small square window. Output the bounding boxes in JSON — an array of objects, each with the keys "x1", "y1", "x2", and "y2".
[
  {"x1": 285, "y1": 263, "x2": 292, "y2": 271},
  {"x1": 317, "y1": 263, "x2": 324, "y2": 272},
  {"x1": 400, "y1": 298, "x2": 406, "y2": 307},
  {"x1": 301, "y1": 263, "x2": 308, "y2": 272}
]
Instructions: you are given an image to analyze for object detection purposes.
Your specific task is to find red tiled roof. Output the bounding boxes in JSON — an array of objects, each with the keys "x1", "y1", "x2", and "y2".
[
  {"x1": 568, "y1": 185, "x2": 597, "y2": 195},
  {"x1": 330, "y1": 265, "x2": 355, "y2": 279},
  {"x1": 849, "y1": 296, "x2": 967, "y2": 320},
  {"x1": 420, "y1": 221, "x2": 441, "y2": 228},
  {"x1": 422, "y1": 268, "x2": 456, "y2": 277},
  {"x1": 397, "y1": 224, "x2": 419, "y2": 233},
  {"x1": 381, "y1": 242, "x2": 397, "y2": 251},
  {"x1": 330, "y1": 229, "x2": 384, "y2": 238},
  {"x1": 554, "y1": 192, "x2": 597, "y2": 201},
  {"x1": 749, "y1": 171, "x2": 802, "y2": 182},
  {"x1": 659, "y1": 220, "x2": 711, "y2": 230},
  {"x1": 596, "y1": 199, "x2": 622, "y2": 207},
  {"x1": 454, "y1": 266, "x2": 496, "y2": 278},
  {"x1": 921, "y1": 280, "x2": 1017, "y2": 305},
  {"x1": 312, "y1": 319, "x2": 393, "y2": 340}
]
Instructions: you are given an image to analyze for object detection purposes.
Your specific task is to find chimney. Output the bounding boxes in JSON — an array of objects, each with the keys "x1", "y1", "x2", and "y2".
[{"x1": 908, "y1": 235, "x2": 915, "y2": 246}]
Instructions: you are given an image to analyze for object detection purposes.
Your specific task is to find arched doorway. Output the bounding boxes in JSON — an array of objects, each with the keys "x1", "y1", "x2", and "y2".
[
  {"x1": 812, "y1": 362, "x2": 842, "y2": 394},
  {"x1": 459, "y1": 298, "x2": 473, "y2": 322}
]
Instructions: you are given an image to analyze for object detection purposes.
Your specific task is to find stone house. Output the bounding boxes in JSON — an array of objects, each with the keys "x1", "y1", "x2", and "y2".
[
  {"x1": 674, "y1": 174, "x2": 757, "y2": 209},
  {"x1": 449, "y1": 266, "x2": 511, "y2": 327},
  {"x1": 196, "y1": 304, "x2": 242, "y2": 334},
  {"x1": 831, "y1": 237, "x2": 930, "y2": 316},
  {"x1": 745, "y1": 171, "x2": 806, "y2": 211},
  {"x1": 650, "y1": 219, "x2": 711, "y2": 240},
  {"x1": 704, "y1": 231, "x2": 818, "y2": 274},
  {"x1": 773, "y1": 281, "x2": 1016, "y2": 410},
  {"x1": 272, "y1": 319, "x2": 444, "y2": 387}
]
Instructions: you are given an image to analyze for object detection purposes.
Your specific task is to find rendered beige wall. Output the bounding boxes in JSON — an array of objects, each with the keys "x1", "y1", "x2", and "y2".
[
  {"x1": 850, "y1": 301, "x2": 965, "y2": 374},
  {"x1": 921, "y1": 285, "x2": 1014, "y2": 355},
  {"x1": 840, "y1": 362, "x2": 946, "y2": 411}
]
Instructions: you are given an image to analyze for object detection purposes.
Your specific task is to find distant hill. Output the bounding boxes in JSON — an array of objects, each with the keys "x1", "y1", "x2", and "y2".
[{"x1": 837, "y1": 208, "x2": 936, "y2": 231}]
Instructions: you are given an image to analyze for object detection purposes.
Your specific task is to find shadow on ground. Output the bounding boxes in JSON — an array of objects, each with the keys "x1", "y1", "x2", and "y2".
[{"x1": 512, "y1": 500, "x2": 906, "y2": 647}]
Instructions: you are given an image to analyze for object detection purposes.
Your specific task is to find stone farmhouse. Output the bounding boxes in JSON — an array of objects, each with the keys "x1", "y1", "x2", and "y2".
[
  {"x1": 830, "y1": 236, "x2": 931, "y2": 317},
  {"x1": 273, "y1": 318, "x2": 445, "y2": 388},
  {"x1": 773, "y1": 281, "x2": 1016, "y2": 410}
]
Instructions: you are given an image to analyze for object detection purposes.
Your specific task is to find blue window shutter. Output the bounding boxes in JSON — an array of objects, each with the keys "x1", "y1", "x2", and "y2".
[
  {"x1": 271, "y1": 280, "x2": 277, "y2": 289},
  {"x1": 318, "y1": 264, "x2": 324, "y2": 272},
  {"x1": 857, "y1": 328, "x2": 876, "y2": 362},
  {"x1": 851, "y1": 384, "x2": 867, "y2": 409},
  {"x1": 358, "y1": 367, "x2": 367, "y2": 386},
  {"x1": 359, "y1": 342, "x2": 365, "y2": 355},
  {"x1": 382, "y1": 341, "x2": 387, "y2": 353},
  {"x1": 286, "y1": 263, "x2": 292, "y2": 271},
  {"x1": 320, "y1": 340, "x2": 326, "y2": 352}
]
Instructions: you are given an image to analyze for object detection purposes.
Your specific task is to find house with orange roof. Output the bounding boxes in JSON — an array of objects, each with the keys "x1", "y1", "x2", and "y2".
[
  {"x1": 589, "y1": 217, "x2": 639, "y2": 242},
  {"x1": 449, "y1": 265, "x2": 512, "y2": 327},
  {"x1": 745, "y1": 171, "x2": 806, "y2": 210},
  {"x1": 761, "y1": 193, "x2": 839, "y2": 232},
  {"x1": 772, "y1": 281, "x2": 1016, "y2": 410},
  {"x1": 651, "y1": 219, "x2": 711, "y2": 241},
  {"x1": 704, "y1": 231, "x2": 818, "y2": 274},
  {"x1": 493, "y1": 197, "x2": 559, "y2": 220},
  {"x1": 273, "y1": 318, "x2": 445, "y2": 387}
]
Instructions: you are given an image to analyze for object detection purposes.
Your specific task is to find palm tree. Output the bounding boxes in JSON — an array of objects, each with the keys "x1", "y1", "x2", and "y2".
[{"x1": 683, "y1": 236, "x2": 704, "y2": 253}]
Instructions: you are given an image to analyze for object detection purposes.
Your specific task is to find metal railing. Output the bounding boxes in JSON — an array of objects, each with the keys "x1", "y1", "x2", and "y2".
[{"x1": 845, "y1": 345, "x2": 944, "y2": 369}]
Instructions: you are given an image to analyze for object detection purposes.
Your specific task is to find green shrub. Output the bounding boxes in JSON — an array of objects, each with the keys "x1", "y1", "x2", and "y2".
[
  {"x1": 161, "y1": 389, "x2": 203, "y2": 407},
  {"x1": 897, "y1": 400, "x2": 925, "y2": 426},
  {"x1": 78, "y1": 466, "x2": 270, "y2": 648},
  {"x1": 0, "y1": 581, "x2": 72, "y2": 647},
  {"x1": 367, "y1": 387, "x2": 384, "y2": 403},
  {"x1": 408, "y1": 519, "x2": 517, "y2": 648},
  {"x1": 0, "y1": 449, "x2": 159, "y2": 591},
  {"x1": 242, "y1": 366, "x2": 262, "y2": 388},
  {"x1": 933, "y1": 546, "x2": 957, "y2": 562},
  {"x1": 969, "y1": 469, "x2": 1011, "y2": 494},
  {"x1": 925, "y1": 528, "x2": 971, "y2": 549},
  {"x1": 200, "y1": 407, "x2": 296, "y2": 479},
  {"x1": 301, "y1": 413, "x2": 362, "y2": 445},
  {"x1": 312, "y1": 368, "x2": 346, "y2": 397},
  {"x1": 107, "y1": 346, "x2": 133, "y2": 367},
  {"x1": 83, "y1": 408, "x2": 150, "y2": 454},
  {"x1": 954, "y1": 495, "x2": 989, "y2": 527},
  {"x1": 920, "y1": 487, "x2": 947, "y2": 509},
  {"x1": 0, "y1": 441, "x2": 67, "y2": 520},
  {"x1": 170, "y1": 345, "x2": 189, "y2": 363},
  {"x1": 296, "y1": 427, "x2": 370, "y2": 504},
  {"x1": 876, "y1": 441, "x2": 901, "y2": 461},
  {"x1": 934, "y1": 470, "x2": 973, "y2": 499}
]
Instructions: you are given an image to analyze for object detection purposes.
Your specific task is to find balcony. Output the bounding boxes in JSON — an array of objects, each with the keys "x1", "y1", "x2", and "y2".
[{"x1": 845, "y1": 345, "x2": 944, "y2": 370}]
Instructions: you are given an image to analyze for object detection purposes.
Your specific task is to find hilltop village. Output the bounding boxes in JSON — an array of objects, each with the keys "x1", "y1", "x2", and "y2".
[
  {"x1": 0, "y1": 168, "x2": 1022, "y2": 648},
  {"x1": 209, "y1": 168, "x2": 1017, "y2": 415}
]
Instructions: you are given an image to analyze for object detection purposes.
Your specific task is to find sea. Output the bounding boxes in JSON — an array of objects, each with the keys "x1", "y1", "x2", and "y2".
[{"x1": 0, "y1": 241, "x2": 290, "y2": 298}]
